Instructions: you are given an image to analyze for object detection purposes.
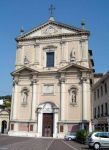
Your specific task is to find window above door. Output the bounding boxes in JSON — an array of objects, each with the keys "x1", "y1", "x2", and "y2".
[{"x1": 46, "y1": 52, "x2": 54, "y2": 67}]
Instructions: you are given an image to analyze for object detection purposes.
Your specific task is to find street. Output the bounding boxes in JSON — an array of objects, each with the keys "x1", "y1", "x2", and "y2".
[{"x1": 0, "y1": 135, "x2": 108, "y2": 150}]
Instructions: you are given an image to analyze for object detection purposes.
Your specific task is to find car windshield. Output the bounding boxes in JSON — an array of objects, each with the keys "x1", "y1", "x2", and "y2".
[{"x1": 67, "y1": 132, "x2": 76, "y2": 135}]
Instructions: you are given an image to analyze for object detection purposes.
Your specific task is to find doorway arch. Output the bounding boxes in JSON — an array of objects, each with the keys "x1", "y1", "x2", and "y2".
[
  {"x1": 37, "y1": 102, "x2": 59, "y2": 137},
  {"x1": 1, "y1": 120, "x2": 7, "y2": 134}
]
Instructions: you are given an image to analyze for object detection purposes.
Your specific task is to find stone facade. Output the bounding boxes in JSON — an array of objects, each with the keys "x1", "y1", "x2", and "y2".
[
  {"x1": 9, "y1": 18, "x2": 93, "y2": 138},
  {"x1": 92, "y1": 71, "x2": 109, "y2": 131}
]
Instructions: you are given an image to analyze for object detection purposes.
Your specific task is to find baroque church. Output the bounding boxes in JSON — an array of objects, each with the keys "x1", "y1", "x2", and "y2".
[{"x1": 9, "y1": 14, "x2": 94, "y2": 138}]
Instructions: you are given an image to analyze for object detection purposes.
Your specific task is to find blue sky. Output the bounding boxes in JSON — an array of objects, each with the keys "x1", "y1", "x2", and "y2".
[{"x1": 0, "y1": 0, "x2": 109, "y2": 96}]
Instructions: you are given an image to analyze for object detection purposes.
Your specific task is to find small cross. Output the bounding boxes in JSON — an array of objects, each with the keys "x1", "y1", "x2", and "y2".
[{"x1": 49, "y1": 4, "x2": 55, "y2": 17}]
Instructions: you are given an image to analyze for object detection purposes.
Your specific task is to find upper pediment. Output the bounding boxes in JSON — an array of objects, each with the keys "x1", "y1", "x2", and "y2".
[
  {"x1": 16, "y1": 20, "x2": 90, "y2": 41},
  {"x1": 58, "y1": 63, "x2": 91, "y2": 73},
  {"x1": 11, "y1": 66, "x2": 38, "y2": 76}
]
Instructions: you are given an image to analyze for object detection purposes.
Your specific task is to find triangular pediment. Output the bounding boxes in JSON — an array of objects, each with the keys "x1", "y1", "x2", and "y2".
[
  {"x1": 11, "y1": 66, "x2": 38, "y2": 76},
  {"x1": 58, "y1": 63, "x2": 91, "y2": 72},
  {"x1": 16, "y1": 20, "x2": 89, "y2": 40}
]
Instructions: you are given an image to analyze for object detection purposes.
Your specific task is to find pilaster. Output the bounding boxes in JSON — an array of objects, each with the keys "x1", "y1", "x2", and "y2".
[
  {"x1": 31, "y1": 76, "x2": 38, "y2": 121},
  {"x1": 12, "y1": 76, "x2": 19, "y2": 120},
  {"x1": 60, "y1": 41, "x2": 66, "y2": 63},
  {"x1": 80, "y1": 71, "x2": 91, "y2": 130},
  {"x1": 59, "y1": 74, "x2": 66, "y2": 121},
  {"x1": 37, "y1": 108, "x2": 43, "y2": 137},
  {"x1": 34, "y1": 43, "x2": 40, "y2": 64},
  {"x1": 53, "y1": 108, "x2": 59, "y2": 138}
]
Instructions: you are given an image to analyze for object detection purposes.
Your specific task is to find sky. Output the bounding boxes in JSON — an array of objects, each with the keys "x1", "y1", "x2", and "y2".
[{"x1": 0, "y1": 0, "x2": 109, "y2": 96}]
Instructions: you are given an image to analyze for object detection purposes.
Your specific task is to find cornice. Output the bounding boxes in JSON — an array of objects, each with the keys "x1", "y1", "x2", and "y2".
[{"x1": 16, "y1": 32, "x2": 89, "y2": 42}]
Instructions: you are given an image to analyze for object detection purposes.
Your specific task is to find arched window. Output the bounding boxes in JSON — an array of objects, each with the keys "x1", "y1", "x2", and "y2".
[
  {"x1": 21, "y1": 88, "x2": 29, "y2": 105},
  {"x1": 69, "y1": 86, "x2": 77, "y2": 105}
]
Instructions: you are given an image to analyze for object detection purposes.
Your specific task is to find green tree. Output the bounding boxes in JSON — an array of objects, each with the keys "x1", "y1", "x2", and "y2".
[{"x1": 0, "y1": 95, "x2": 11, "y2": 109}]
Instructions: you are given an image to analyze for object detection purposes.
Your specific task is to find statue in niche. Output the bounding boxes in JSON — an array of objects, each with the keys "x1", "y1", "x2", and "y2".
[
  {"x1": 71, "y1": 89, "x2": 76, "y2": 103},
  {"x1": 24, "y1": 56, "x2": 29, "y2": 64},
  {"x1": 70, "y1": 48, "x2": 76, "y2": 62},
  {"x1": 22, "y1": 90, "x2": 28, "y2": 105}
]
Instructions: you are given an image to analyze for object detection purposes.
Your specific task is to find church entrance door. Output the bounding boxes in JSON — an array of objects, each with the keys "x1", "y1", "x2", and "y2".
[{"x1": 42, "y1": 113, "x2": 53, "y2": 137}]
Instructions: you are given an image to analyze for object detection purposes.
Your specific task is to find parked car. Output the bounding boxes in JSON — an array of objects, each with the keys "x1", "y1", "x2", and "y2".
[
  {"x1": 87, "y1": 132, "x2": 109, "y2": 150},
  {"x1": 64, "y1": 132, "x2": 76, "y2": 141}
]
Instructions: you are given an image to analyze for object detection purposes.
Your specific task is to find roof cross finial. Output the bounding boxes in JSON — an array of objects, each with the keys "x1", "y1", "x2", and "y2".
[{"x1": 49, "y1": 4, "x2": 55, "y2": 17}]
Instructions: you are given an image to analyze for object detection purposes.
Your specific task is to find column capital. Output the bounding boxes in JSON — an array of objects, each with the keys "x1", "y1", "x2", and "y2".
[
  {"x1": 60, "y1": 40, "x2": 65, "y2": 45},
  {"x1": 31, "y1": 79, "x2": 38, "y2": 84},
  {"x1": 13, "y1": 76, "x2": 19, "y2": 85},
  {"x1": 59, "y1": 77, "x2": 65, "y2": 83},
  {"x1": 34, "y1": 43, "x2": 40, "y2": 47},
  {"x1": 17, "y1": 45, "x2": 23, "y2": 49},
  {"x1": 53, "y1": 108, "x2": 59, "y2": 113},
  {"x1": 81, "y1": 77, "x2": 87, "y2": 82},
  {"x1": 37, "y1": 108, "x2": 42, "y2": 113}
]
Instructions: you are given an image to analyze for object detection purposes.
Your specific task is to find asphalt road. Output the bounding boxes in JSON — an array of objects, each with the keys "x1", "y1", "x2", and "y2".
[{"x1": 0, "y1": 135, "x2": 108, "y2": 150}]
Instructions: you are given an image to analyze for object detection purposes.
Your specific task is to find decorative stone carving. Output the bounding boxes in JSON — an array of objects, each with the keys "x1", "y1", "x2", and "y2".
[{"x1": 42, "y1": 25, "x2": 58, "y2": 35}]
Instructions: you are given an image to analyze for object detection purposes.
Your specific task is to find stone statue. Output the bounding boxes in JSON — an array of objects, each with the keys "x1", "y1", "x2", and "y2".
[
  {"x1": 71, "y1": 90, "x2": 76, "y2": 103},
  {"x1": 24, "y1": 56, "x2": 29, "y2": 64},
  {"x1": 22, "y1": 91, "x2": 27, "y2": 104},
  {"x1": 70, "y1": 49, "x2": 75, "y2": 62}
]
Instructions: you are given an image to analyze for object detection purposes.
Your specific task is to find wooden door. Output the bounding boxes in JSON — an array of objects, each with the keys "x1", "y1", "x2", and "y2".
[{"x1": 42, "y1": 113, "x2": 53, "y2": 137}]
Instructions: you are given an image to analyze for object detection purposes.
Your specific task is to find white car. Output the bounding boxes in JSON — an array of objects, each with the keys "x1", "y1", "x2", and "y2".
[
  {"x1": 88, "y1": 132, "x2": 109, "y2": 150},
  {"x1": 64, "y1": 132, "x2": 76, "y2": 141}
]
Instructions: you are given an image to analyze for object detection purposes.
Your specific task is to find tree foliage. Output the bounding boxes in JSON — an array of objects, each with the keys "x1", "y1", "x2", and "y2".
[{"x1": 0, "y1": 95, "x2": 11, "y2": 109}]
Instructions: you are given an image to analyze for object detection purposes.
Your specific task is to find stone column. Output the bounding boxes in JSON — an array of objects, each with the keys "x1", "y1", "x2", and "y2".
[
  {"x1": 53, "y1": 109, "x2": 59, "y2": 138},
  {"x1": 31, "y1": 77, "x2": 38, "y2": 121},
  {"x1": 81, "y1": 73, "x2": 90, "y2": 130},
  {"x1": 34, "y1": 44, "x2": 39, "y2": 64},
  {"x1": 81, "y1": 76, "x2": 86, "y2": 129},
  {"x1": 12, "y1": 76, "x2": 19, "y2": 120},
  {"x1": 60, "y1": 76, "x2": 65, "y2": 121},
  {"x1": 37, "y1": 109, "x2": 43, "y2": 137}
]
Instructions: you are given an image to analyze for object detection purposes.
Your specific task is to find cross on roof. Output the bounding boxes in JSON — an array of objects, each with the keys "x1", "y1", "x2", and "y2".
[{"x1": 49, "y1": 4, "x2": 55, "y2": 17}]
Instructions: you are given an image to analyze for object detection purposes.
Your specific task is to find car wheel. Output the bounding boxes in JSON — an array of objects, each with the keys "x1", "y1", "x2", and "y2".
[
  {"x1": 94, "y1": 143, "x2": 100, "y2": 150},
  {"x1": 68, "y1": 137, "x2": 72, "y2": 141}
]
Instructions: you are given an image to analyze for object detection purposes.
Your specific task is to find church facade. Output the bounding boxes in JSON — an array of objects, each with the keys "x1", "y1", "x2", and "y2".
[{"x1": 9, "y1": 17, "x2": 94, "y2": 138}]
